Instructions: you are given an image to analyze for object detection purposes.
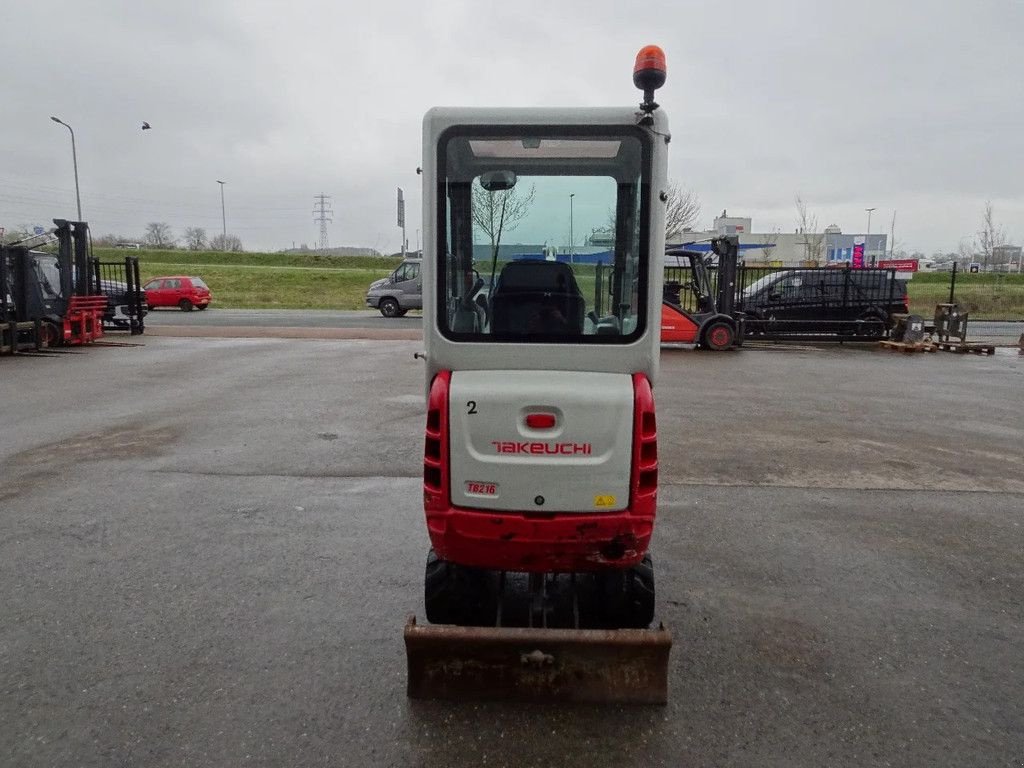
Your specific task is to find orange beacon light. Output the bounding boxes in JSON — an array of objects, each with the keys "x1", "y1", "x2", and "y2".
[{"x1": 633, "y1": 45, "x2": 666, "y2": 112}]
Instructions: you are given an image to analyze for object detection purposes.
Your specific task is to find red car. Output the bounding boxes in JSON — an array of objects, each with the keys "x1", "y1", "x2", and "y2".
[{"x1": 142, "y1": 275, "x2": 212, "y2": 311}]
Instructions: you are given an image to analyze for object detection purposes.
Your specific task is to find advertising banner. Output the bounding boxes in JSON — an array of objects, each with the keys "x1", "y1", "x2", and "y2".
[
  {"x1": 878, "y1": 259, "x2": 919, "y2": 272},
  {"x1": 852, "y1": 237, "x2": 865, "y2": 269}
]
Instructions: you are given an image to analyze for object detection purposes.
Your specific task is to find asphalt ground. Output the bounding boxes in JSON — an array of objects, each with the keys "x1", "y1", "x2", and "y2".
[
  {"x1": 2, "y1": 338, "x2": 1022, "y2": 767},
  {"x1": 144, "y1": 308, "x2": 423, "y2": 330},
  {"x1": 141, "y1": 308, "x2": 1023, "y2": 345}
]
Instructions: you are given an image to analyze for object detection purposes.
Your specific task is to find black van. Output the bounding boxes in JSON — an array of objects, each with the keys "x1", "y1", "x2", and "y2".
[{"x1": 739, "y1": 268, "x2": 908, "y2": 337}]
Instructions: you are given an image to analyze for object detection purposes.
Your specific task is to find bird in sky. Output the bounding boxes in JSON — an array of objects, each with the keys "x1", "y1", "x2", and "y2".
[{"x1": 141, "y1": 121, "x2": 151, "y2": 130}]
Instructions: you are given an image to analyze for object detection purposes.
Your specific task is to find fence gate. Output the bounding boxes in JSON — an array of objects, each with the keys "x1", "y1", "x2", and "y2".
[
  {"x1": 90, "y1": 256, "x2": 145, "y2": 335},
  {"x1": 663, "y1": 262, "x2": 906, "y2": 341}
]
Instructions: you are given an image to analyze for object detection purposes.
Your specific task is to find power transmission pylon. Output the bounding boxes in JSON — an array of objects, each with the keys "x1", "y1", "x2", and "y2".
[{"x1": 313, "y1": 194, "x2": 333, "y2": 254}]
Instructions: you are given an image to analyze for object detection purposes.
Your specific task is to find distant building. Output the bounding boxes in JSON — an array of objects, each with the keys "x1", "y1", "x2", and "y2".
[
  {"x1": 668, "y1": 216, "x2": 887, "y2": 267},
  {"x1": 586, "y1": 229, "x2": 615, "y2": 248},
  {"x1": 824, "y1": 230, "x2": 889, "y2": 267},
  {"x1": 713, "y1": 211, "x2": 751, "y2": 235}
]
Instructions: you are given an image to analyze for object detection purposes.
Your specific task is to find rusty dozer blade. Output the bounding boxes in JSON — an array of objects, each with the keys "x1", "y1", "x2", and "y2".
[{"x1": 404, "y1": 615, "x2": 672, "y2": 704}]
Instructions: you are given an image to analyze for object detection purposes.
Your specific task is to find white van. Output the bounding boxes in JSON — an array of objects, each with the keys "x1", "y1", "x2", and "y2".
[{"x1": 365, "y1": 257, "x2": 422, "y2": 317}]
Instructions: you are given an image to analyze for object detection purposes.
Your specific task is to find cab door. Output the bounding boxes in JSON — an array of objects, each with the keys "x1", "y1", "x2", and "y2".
[
  {"x1": 405, "y1": 262, "x2": 422, "y2": 308},
  {"x1": 394, "y1": 262, "x2": 421, "y2": 308},
  {"x1": 142, "y1": 278, "x2": 166, "y2": 306},
  {"x1": 153, "y1": 278, "x2": 180, "y2": 306}
]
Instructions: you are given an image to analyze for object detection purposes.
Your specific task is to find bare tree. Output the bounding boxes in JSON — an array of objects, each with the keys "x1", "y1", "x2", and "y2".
[
  {"x1": 664, "y1": 183, "x2": 701, "y2": 239},
  {"x1": 1, "y1": 225, "x2": 31, "y2": 245},
  {"x1": 795, "y1": 196, "x2": 824, "y2": 262},
  {"x1": 957, "y1": 237, "x2": 976, "y2": 269},
  {"x1": 608, "y1": 182, "x2": 700, "y2": 240},
  {"x1": 144, "y1": 222, "x2": 174, "y2": 249},
  {"x1": 184, "y1": 227, "x2": 208, "y2": 251},
  {"x1": 757, "y1": 228, "x2": 779, "y2": 263},
  {"x1": 889, "y1": 238, "x2": 908, "y2": 260},
  {"x1": 210, "y1": 233, "x2": 243, "y2": 252},
  {"x1": 471, "y1": 181, "x2": 536, "y2": 282},
  {"x1": 974, "y1": 201, "x2": 1006, "y2": 267}
]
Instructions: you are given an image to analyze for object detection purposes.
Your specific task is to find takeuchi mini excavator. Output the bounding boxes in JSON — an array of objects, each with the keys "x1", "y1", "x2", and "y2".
[{"x1": 404, "y1": 46, "x2": 673, "y2": 704}]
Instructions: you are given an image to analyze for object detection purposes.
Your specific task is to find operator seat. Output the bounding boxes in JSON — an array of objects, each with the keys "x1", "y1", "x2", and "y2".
[{"x1": 490, "y1": 260, "x2": 585, "y2": 336}]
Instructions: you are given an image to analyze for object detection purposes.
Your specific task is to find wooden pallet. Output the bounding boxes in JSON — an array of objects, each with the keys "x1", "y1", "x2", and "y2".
[
  {"x1": 879, "y1": 340, "x2": 937, "y2": 354},
  {"x1": 934, "y1": 340, "x2": 996, "y2": 355}
]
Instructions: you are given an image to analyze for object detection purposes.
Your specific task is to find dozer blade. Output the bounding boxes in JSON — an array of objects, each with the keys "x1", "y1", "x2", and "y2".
[{"x1": 404, "y1": 616, "x2": 672, "y2": 704}]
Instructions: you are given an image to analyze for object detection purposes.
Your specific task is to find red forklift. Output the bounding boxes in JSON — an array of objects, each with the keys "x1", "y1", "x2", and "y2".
[
  {"x1": 660, "y1": 236, "x2": 744, "y2": 350},
  {"x1": 404, "y1": 46, "x2": 673, "y2": 704}
]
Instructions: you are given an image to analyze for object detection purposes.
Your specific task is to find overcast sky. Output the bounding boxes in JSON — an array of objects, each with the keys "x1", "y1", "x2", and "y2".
[{"x1": 3, "y1": 0, "x2": 1021, "y2": 255}]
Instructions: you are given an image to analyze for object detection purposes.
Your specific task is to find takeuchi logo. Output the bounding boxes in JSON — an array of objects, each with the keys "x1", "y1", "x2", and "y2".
[{"x1": 491, "y1": 441, "x2": 592, "y2": 456}]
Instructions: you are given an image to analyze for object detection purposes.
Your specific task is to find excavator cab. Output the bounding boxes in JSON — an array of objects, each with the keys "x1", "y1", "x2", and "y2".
[{"x1": 406, "y1": 46, "x2": 673, "y2": 703}]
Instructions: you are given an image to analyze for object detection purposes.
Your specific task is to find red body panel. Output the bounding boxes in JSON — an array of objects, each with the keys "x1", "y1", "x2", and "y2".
[
  {"x1": 660, "y1": 302, "x2": 699, "y2": 343},
  {"x1": 423, "y1": 371, "x2": 658, "y2": 573},
  {"x1": 425, "y1": 506, "x2": 654, "y2": 572}
]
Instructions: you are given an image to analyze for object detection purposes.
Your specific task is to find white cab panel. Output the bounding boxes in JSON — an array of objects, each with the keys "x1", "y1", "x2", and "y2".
[{"x1": 449, "y1": 370, "x2": 634, "y2": 513}]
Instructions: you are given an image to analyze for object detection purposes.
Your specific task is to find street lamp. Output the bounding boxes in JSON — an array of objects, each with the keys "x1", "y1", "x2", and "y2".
[
  {"x1": 50, "y1": 116, "x2": 82, "y2": 221},
  {"x1": 865, "y1": 207, "x2": 876, "y2": 265},
  {"x1": 569, "y1": 193, "x2": 575, "y2": 263},
  {"x1": 216, "y1": 180, "x2": 227, "y2": 250}
]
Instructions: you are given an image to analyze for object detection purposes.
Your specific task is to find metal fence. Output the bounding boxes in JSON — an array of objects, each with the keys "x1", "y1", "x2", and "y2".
[
  {"x1": 737, "y1": 265, "x2": 902, "y2": 340},
  {"x1": 664, "y1": 260, "x2": 1024, "y2": 344},
  {"x1": 941, "y1": 263, "x2": 1024, "y2": 322},
  {"x1": 918, "y1": 263, "x2": 1024, "y2": 345},
  {"x1": 664, "y1": 263, "x2": 905, "y2": 340},
  {"x1": 90, "y1": 257, "x2": 145, "y2": 334}
]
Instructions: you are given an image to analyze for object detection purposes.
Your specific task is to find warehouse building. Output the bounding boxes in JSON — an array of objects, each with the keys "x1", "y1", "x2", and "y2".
[{"x1": 668, "y1": 213, "x2": 888, "y2": 267}]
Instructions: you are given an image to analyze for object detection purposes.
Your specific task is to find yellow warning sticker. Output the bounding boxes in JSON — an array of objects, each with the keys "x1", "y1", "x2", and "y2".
[{"x1": 593, "y1": 495, "x2": 617, "y2": 508}]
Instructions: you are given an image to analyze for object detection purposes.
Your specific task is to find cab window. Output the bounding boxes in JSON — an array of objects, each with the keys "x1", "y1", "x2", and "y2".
[
  {"x1": 394, "y1": 263, "x2": 419, "y2": 282},
  {"x1": 776, "y1": 275, "x2": 802, "y2": 292},
  {"x1": 33, "y1": 255, "x2": 63, "y2": 300},
  {"x1": 406, "y1": 263, "x2": 420, "y2": 280},
  {"x1": 437, "y1": 129, "x2": 650, "y2": 343}
]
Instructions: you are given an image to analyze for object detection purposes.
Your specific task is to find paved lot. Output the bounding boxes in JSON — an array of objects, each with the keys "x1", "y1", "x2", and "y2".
[
  {"x1": 142, "y1": 308, "x2": 1022, "y2": 345},
  {"x1": 144, "y1": 308, "x2": 422, "y2": 330},
  {"x1": 2, "y1": 339, "x2": 1022, "y2": 766},
  {"x1": 143, "y1": 310, "x2": 423, "y2": 341}
]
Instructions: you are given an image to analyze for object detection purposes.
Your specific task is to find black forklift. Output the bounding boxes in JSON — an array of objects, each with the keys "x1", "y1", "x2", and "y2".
[
  {"x1": 1, "y1": 245, "x2": 44, "y2": 354},
  {"x1": 0, "y1": 220, "x2": 110, "y2": 348}
]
